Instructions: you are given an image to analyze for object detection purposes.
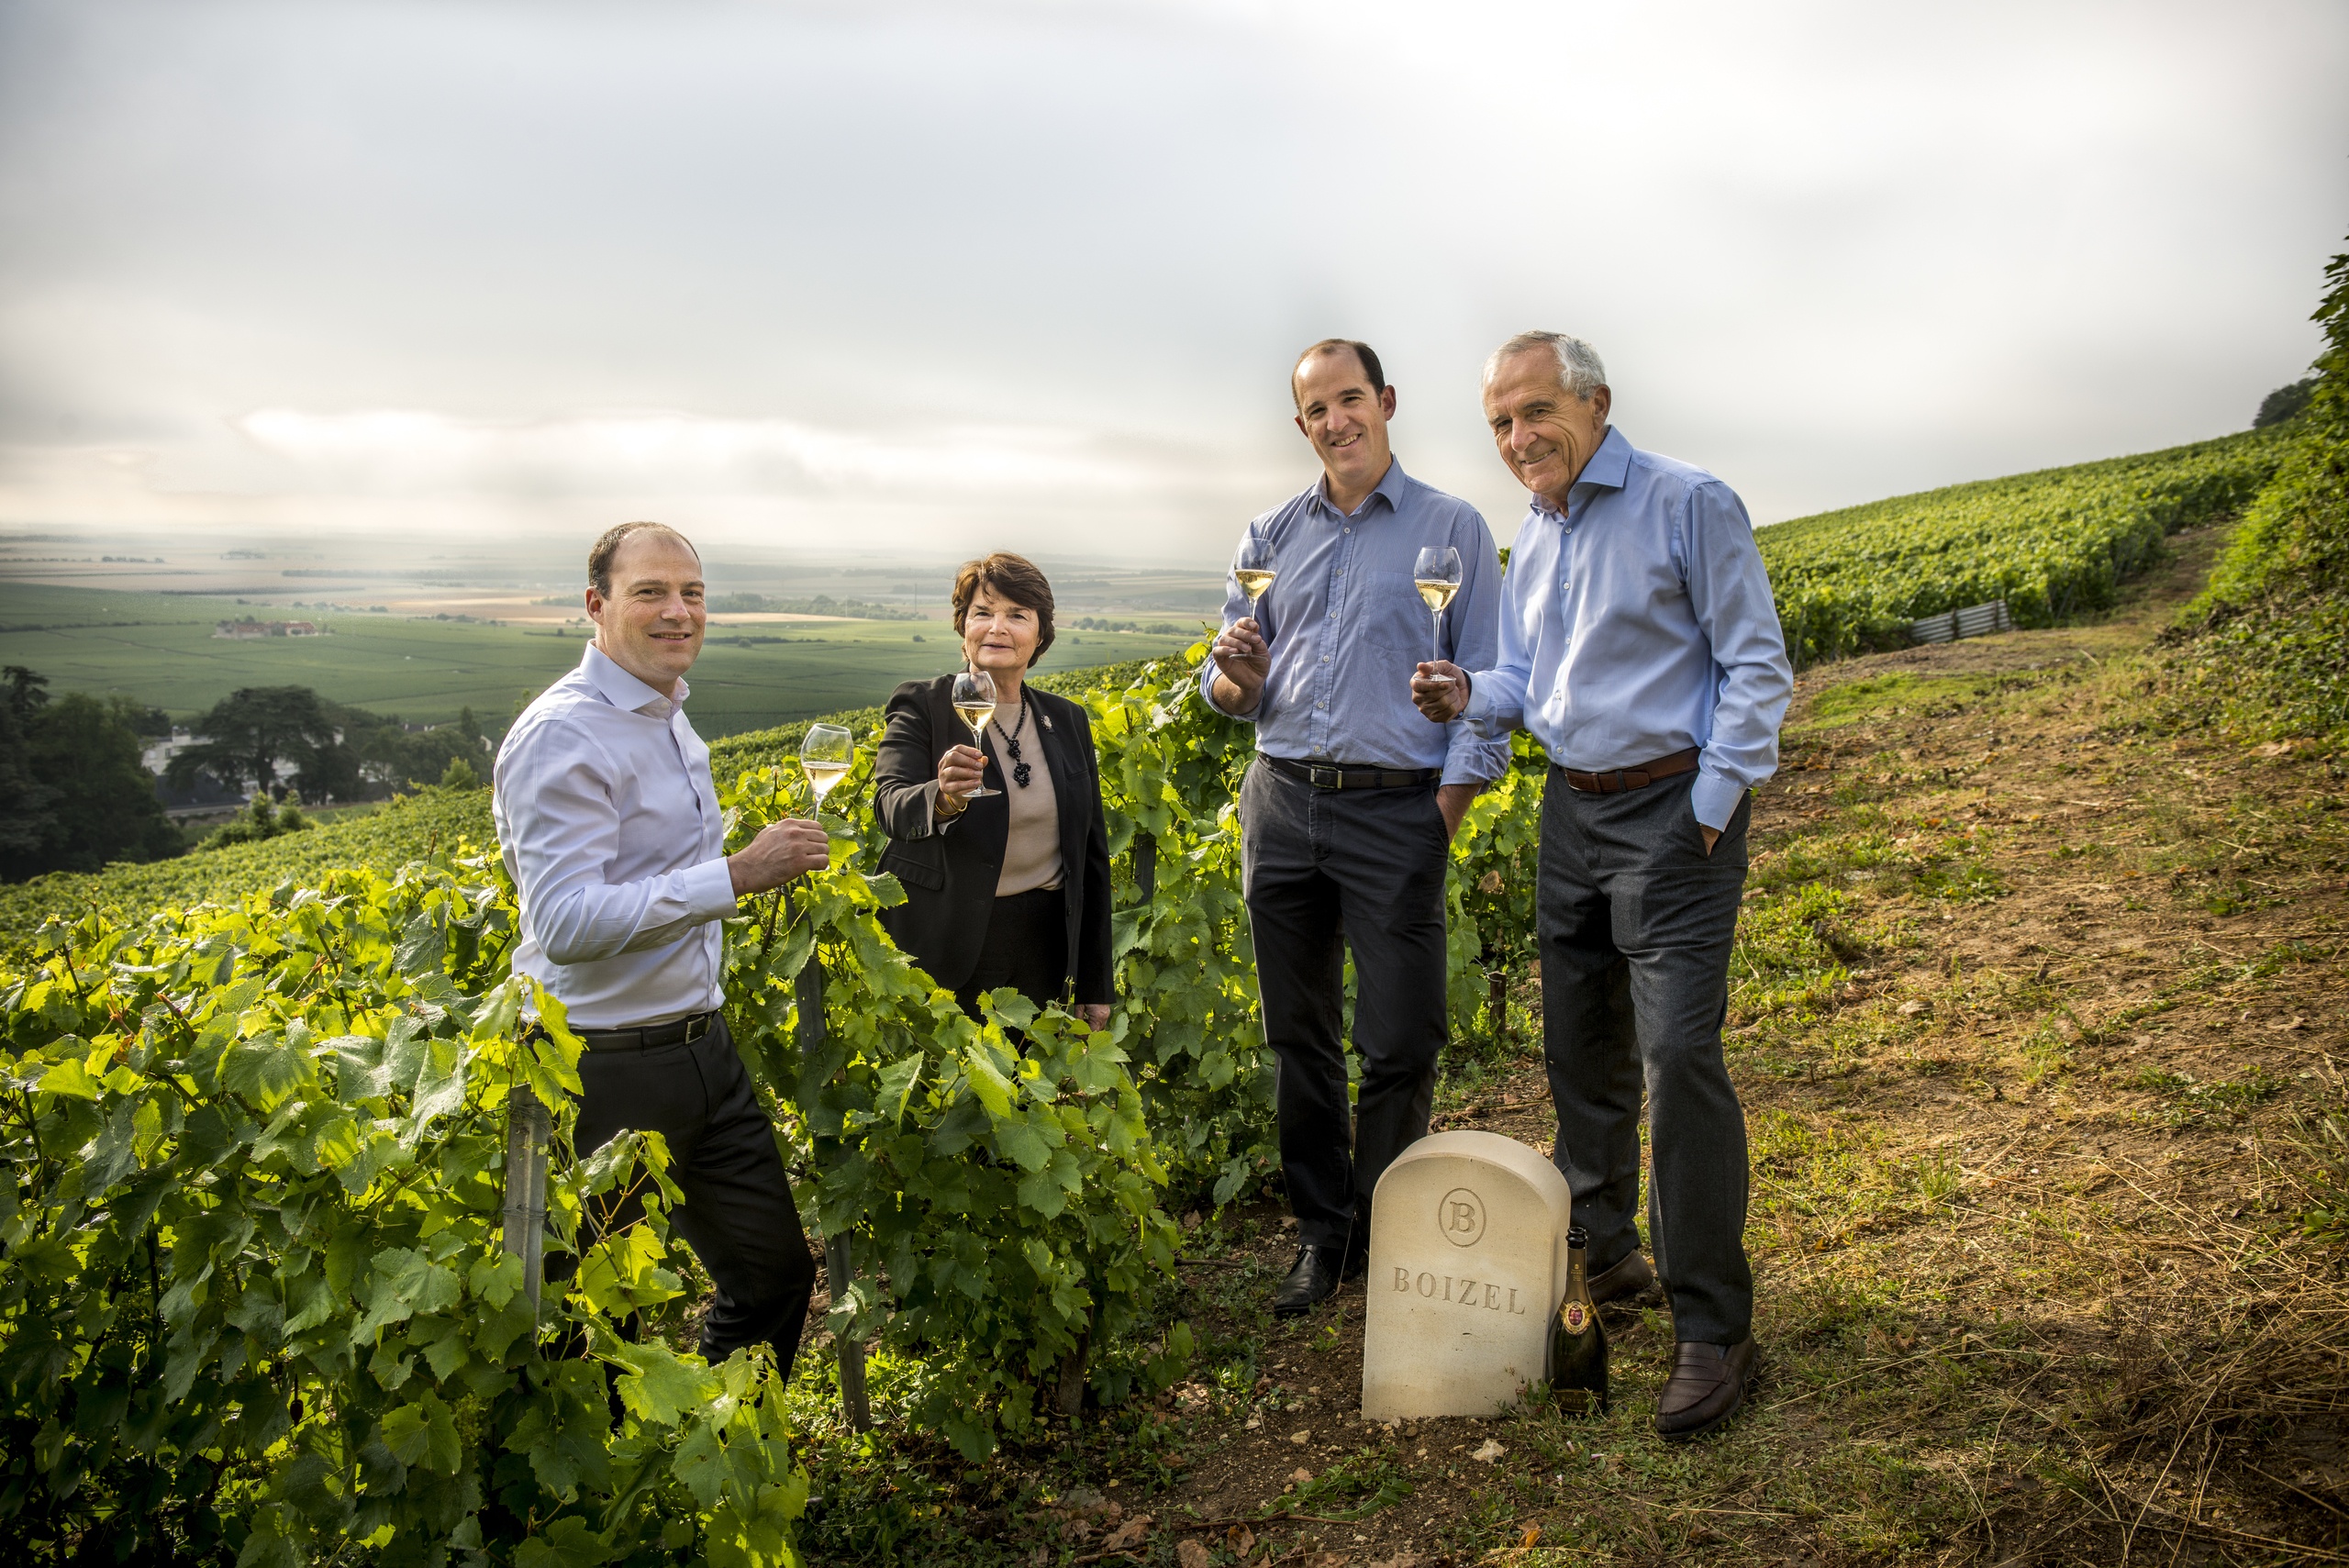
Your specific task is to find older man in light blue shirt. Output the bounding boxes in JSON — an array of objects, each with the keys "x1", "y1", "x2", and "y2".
[
  {"x1": 1205, "y1": 338, "x2": 1507, "y2": 1319},
  {"x1": 1417, "y1": 331, "x2": 1792, "y2": 1440}
]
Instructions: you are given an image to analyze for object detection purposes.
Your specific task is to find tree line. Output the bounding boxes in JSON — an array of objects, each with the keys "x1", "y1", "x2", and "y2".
[
  {"x1": 0, "y1": 669, "x2": 490, "y2": 883},
  {"x1": 159, "y1": 684, "x2": 490, "y2": 802}
]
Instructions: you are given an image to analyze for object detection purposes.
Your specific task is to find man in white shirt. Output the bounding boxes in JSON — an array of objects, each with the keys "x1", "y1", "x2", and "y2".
[{"x1": 495, "y1": 520, "x2": 829, "y2": 1373}]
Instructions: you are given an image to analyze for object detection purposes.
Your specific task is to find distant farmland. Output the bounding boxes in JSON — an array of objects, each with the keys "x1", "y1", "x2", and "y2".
[{"x1": 0, "y1": 583, "x2": 1206, "y2": 736}]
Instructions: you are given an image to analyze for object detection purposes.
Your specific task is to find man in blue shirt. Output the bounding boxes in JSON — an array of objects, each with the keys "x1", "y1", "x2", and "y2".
[
  {"x1": 1415, "y1": 331, "x2": 1792, "y2": 1439},
  {"x1": 1205, "y1": 339, "x2": 1508, "y2": 1317}
]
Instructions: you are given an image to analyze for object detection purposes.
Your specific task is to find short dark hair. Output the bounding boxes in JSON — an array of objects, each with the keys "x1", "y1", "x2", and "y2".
[
  {"x1": 951, "y1": 552, "x2": 1056, "y2": 668},
  {"x1": 588, "y1": 521, "x2": 698, "y2": 595},
  {"x1": 1291, "y1": 339, "x2": 1386, "y2": 406}
]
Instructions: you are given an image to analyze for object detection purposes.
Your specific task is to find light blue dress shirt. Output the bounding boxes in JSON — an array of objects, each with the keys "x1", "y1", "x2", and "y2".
[
  {"x1": 1201, "y1": 458, "x2": 1508, "y2": 785},
  {"x1": 1463, "y1": 427, "x2": 1793, "y2": 830}
]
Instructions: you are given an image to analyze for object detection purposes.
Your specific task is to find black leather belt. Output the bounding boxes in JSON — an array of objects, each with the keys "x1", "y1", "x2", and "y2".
[
  {"x1": 575, "y1": 1010, "x2": 718, "y2": 1051},
  {"x1": 1557, "y1": 747, "x2": 1701, "y2": 795},
  {"x1": 1263, "y1": 754, "x2": 1442, "y2": 791}
]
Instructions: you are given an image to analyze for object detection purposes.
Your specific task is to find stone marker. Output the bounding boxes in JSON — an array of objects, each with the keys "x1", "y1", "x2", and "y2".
[{"x1": 1360, "y1": 1129, "x2": 1575, "y2": 1419}]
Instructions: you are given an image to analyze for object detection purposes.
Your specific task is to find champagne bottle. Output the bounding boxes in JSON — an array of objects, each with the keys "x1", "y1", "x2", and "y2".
[{"x1": 1549, "y1": 1226, "x2": 1608, "y2": 1415}]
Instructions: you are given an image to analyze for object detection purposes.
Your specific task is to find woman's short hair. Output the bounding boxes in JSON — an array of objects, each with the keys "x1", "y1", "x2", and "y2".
[{"x1": 952, "y1": 552, "x2": 1056, "y2": 667}]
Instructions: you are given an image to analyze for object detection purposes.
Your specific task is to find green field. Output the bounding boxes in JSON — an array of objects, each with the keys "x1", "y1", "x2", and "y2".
[{"x1": 0, "y1": 582, "x2": 1204, "y2": 735}]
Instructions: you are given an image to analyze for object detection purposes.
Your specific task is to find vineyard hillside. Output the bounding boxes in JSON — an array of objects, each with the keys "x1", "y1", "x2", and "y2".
[
  {"x1": 2168, "y1": 243, "x2": 2349, "y2": 745},
  {"x1": 0, "y1": 785, "x2": 495, "y2": 942},
  {"x1": 1756, "y1": 428, "x2": 2282, "y2": 663}
]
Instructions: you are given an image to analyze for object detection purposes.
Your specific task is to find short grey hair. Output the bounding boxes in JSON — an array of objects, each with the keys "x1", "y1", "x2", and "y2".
[{"x1": 1485, "y1": 330, "x2": 1608, "y2": 401}]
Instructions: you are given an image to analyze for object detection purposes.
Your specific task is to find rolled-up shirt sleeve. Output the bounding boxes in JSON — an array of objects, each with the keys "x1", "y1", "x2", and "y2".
[
  {"x1": 1682, "y1": 480, "x2": 1794, "y2": 830},
  {"x1": 499, "y1": 723, "x2": 738, "y2": 966}
]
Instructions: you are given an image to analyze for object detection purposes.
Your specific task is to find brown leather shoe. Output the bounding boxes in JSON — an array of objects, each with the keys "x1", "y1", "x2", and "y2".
[
  {"x1": 1589, "y1": 1251, "x2": 1655, "y2": 1306},
  {"x1": 1655, "y1": 1337, "x2": 1756, "y2": 1440}
]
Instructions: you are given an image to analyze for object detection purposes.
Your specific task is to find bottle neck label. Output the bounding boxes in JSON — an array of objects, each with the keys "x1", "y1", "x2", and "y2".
[{"x1": 1560, "y1": 1299, "x2": 1593, "y2": 1336}]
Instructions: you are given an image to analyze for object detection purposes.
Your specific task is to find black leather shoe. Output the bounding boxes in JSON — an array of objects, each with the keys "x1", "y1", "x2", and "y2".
[
  {"x1": 1589, "y1": 1251, "x2": 1656, "y2": 1306},
  {"x1": 1272, "y1": 1245, "x2": 1346, "y2": 1318},
  {"x1": 1655, "y1": 1336, "x2": 1756, "y2": 1440}
]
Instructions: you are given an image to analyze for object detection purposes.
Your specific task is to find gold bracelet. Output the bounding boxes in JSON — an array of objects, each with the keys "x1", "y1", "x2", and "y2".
[{"x1": 936, "y1": 786, "x2": 967, "y2": 818}]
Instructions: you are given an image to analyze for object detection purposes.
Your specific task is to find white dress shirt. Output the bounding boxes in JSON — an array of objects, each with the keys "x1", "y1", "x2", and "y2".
[{"x1": 493, "y1": 643, "x2": 738, "y2": 1028}]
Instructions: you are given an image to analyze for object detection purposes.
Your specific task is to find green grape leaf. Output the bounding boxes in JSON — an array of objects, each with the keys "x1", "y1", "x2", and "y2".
[
  {"x1": 380, "y1": 1388, "x2": 462, "y2": 1474},
  {"x1": 34, "y1": 1053, "x2": 101, "y2": 1100},
  {"x1": 874, "y1": 1053, "x2": 922, "y2": 1128},
  {"x1": 605, "y1": 1336, "x2": 719, "y2": 1429},
  {"x1": 512, "y1": 1516, "x2": 618, "y2": 1568}
]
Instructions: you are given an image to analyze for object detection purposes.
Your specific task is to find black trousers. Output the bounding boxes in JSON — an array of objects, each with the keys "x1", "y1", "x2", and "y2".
[
  {"x1": 573, "y1": 1016, "x2": 816, "y2": 1378},
  {"x1": 1240, "y1": 760, "x2": 1451, "y2": 1256},
  {"x1": 1538, "y1": 767, "x2": 1753, "y2": 1346},
  {"x1": 952, "y1": 884, "x2": 1069, "y2": 1020}
]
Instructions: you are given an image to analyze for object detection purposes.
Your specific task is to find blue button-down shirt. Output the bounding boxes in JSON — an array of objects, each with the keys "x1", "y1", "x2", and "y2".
[
  {"x1": 1463, "y1": 427, "x2": 1793, "y2": 829},
  {"x1": 1201, "y1": 458, "x2": 1508, "y2": 784}
]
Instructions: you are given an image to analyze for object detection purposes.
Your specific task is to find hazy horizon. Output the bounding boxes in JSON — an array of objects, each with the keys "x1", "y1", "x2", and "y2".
[{"x1": 4, "y1": 0, "x2": 2344, "y2": 565}]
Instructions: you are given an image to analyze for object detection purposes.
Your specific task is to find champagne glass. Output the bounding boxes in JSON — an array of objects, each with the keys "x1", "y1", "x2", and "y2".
[
  {"x1": 950, "y1": 668, "x2": 1000, "y2": 798},
  {"x1": 1233, "y1": 536, "x2": 1277, "y2": 608},
  {"x1": 1414, "y1": 544, "x2": 1463, "y2": 683},
  {"x1": 799, "y1": 723, "x2": 853, "y2": 809}
]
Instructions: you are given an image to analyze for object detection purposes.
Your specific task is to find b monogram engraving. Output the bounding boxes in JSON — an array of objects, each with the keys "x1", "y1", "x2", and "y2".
[{"x1": 1438, "y1": 1186, "x2": 1486, "y2": 1247}]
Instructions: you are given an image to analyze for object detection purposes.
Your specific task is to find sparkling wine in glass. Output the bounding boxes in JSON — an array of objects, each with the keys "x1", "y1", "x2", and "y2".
[
  {"x1": 1233, "y1": 536, "x2": 1277, "y2": 607},
  {"x1": 799, "y1": 723, "x2": 853, "y2": 808},
  {"x1": 1414, "y1": 544, "x2": 1463, "y2": 682},
  {"x1": 950, "y1": 668, "x2": 1000, "y2": 798}
]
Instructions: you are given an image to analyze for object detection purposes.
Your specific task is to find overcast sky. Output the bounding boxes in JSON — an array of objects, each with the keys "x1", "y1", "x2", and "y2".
[{"x1": 2, "y1": 0, "x2": 2344, "y2": 563}]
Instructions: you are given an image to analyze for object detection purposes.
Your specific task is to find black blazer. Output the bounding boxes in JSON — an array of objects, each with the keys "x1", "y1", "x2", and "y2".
[{"x1": 872, "y1": 675, "x2": 1114, "y2": 1006}]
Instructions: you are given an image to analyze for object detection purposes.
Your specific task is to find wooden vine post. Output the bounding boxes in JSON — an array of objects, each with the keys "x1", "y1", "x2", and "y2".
[
  {"x1": 798, "y1": 947, "x2": 872, "y2": 1431},
  {"x1": 501, "y1": 1084, "x2": 551, "y2": 1313}
]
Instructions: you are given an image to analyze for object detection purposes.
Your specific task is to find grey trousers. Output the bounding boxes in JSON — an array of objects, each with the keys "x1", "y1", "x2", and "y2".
[
  {"x1": 1538, "y1": 767, "x2": 1753, "y2": 1345},
  {"x1": 1240, "y1": 759, "x2": 1451, "y2": 1255}
]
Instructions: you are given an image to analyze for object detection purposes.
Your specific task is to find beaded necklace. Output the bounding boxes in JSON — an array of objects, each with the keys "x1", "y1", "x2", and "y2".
[{"x1": 990, "y1": 697, "x2": 1033, "y2": 788}]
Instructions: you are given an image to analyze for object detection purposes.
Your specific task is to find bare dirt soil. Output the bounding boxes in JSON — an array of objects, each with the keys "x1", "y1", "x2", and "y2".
[{"x1": 795, "y1": 527, "x2": 2349, "y2": 1566}]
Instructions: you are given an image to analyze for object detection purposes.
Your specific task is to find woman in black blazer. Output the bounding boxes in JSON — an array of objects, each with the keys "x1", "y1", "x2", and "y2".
[{"x1": 874, "y1": 552, "x2": 1113, "y2": 1028}]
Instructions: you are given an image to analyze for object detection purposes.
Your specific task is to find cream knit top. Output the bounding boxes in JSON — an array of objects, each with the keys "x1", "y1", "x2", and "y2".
[{"x1": 993, "y1": 697, "x2": 1063, "y2": 896}]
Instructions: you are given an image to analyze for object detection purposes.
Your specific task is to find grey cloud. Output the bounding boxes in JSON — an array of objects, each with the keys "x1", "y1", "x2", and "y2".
[{"x1": 0, "y1": 0, "x2": 2343, "y2": 553}]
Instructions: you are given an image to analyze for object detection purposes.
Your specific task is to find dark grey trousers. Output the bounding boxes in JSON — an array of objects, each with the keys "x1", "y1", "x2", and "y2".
[
  {"x1": 573, "y1": 1017, "x2": 816, "y2": 1376},
  {"x1": 1538, "y1": 767, "x2": 1753, "y2": 1346},
  {"x1": 1240, "y1": 759, "x2": 1451, "y2": 1255}
]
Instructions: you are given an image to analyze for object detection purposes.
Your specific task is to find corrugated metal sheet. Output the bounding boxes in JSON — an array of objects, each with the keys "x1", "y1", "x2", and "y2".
[
  {"x1": 1908, "y1": 599, "x2": 2010, "y2": 646},
  {"x1": 1954, "y1": 600, "x2": 2014, "y2": 638},
  {"x1": 1909, "y1": 610, "x2": 1958, "y2": 644}
]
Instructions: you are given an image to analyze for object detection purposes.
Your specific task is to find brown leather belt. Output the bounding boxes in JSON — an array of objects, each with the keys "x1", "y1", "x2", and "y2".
[
  {"x1": 1558, "y1": 746, "x2": 1701, "y2": 795},
  {"x1": 575, "y1": 1010, "x2": 718, "y2": 1051},
  {"x1": 1263, "y1": 754, "x2": 1443, "y2": 791}
]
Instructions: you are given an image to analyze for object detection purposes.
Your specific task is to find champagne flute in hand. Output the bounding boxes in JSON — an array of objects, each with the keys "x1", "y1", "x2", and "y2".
[
  {"x1": 1233, "y1": 536, "x2": 1277, "y2": 607},
  {"x1": 1414, "y1": 544, "x2": 1463, "y2": 683},
  {"x1": 799, "y1": 723, "x2": 853, "y2": 811},
  {"x1": 950, "y1": 668, "x2": 1000, "y2": 798}
]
